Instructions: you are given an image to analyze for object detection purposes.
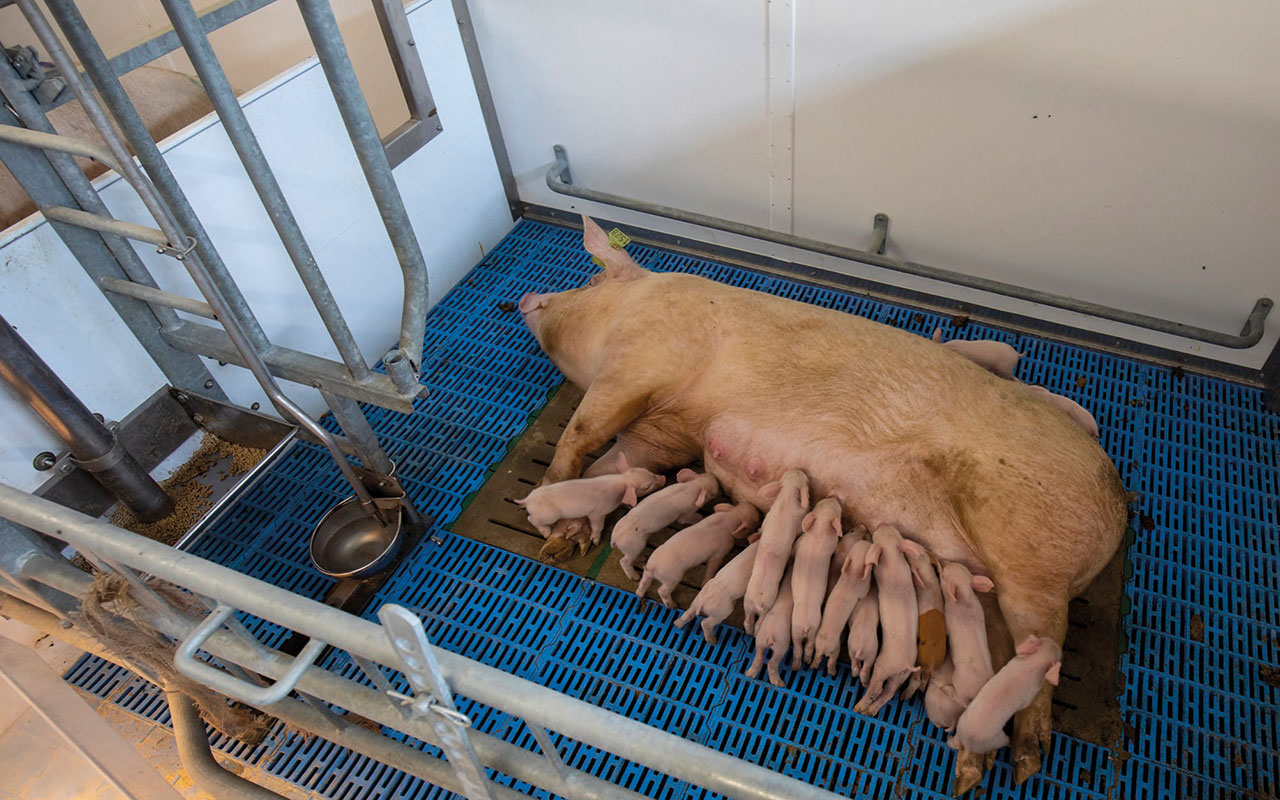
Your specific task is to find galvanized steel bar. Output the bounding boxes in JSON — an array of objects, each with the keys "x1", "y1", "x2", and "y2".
[
  {"x1": 0, "y1": 123, "x2": 123, "y2": 173},
  {"x1": 42, "y1": 206, "x2": 170, "y2": 247},
  {"x1": 319, "y1": 390, "x2": 392, "y2": 473},
  {"x1": 370, "y1": 0, "x2": 440, "y2": 169},
  {"x1": 546, "y1": 145, "x2": 1274, "y2": 349},
  {"x1": 99, "y1": 278, "x2": 218, "y2": 320},
  {"x1": 295, "y1": 0, "x2": 429, "y2": 373},
  {"x1": 166, "y1": 691, "x2": 286, "y2": 800},
  {"x1": 37, "y1": 0, "x2": 282, "y2": 113},
  {"x1": 29, "y1": 0, "x2": 272, "y2": 353},
  {"x1": 158, "y1": 0, "x2": 373, "y2": 383},
  {"x1": 451, "y1": 0, "x2": 519, "y2": 217},
  {"x1": 161, "y1": 322, "x2": 419, "y2": 412},
  {"x1": 0, "y1": 487, "x2": 845, "y2": 800}
]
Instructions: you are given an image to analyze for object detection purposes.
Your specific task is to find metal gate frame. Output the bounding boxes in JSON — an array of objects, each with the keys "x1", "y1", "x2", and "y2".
[{"x1": 0, "y1": 487, "x2": 843, "y2": 800}]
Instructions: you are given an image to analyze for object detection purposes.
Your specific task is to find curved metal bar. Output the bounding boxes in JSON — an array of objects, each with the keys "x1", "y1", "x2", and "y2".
[
  {"x1": 0, "y1": 124, "x2": 123, "y2": 174},
  {"x1": 546, "y1": 145, "x2": 1273, "y2": 349},
  {"x1": 295, "y1": 0, "x2": 429, "y2": 373},
  {"x1": 159, "y1": 0, "x2": 373, "y2": 384}
]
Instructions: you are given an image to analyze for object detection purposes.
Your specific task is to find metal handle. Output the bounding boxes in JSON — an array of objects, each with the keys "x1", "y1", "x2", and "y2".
[
  {"x1": 175, "y1": 603, "x2": 326, "y2": 705},
  {"x1": 546, "y1": 144, "x2": 1273, "y2": 349}
]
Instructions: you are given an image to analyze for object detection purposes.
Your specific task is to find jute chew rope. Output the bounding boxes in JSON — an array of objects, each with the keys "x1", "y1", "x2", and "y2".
[{"x1": 76, "y1": 571, "x2": 272, "y2": 745}]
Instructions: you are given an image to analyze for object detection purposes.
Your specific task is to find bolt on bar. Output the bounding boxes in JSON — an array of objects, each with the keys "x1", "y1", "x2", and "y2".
[
  {"x1": 159, "y1": 0, "x2": 372, "y2": 384},
  {"x1": 546, "y1": 145, "x2": 1274, "y2": 349},
  {"x1": 295, "y1": 0, "x2": 430, "y2": 373}
]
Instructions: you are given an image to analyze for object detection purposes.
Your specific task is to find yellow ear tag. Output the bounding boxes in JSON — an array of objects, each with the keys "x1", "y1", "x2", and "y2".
[
  {"x1": 590, "y1": 229, "x2": 631, "y2": 270},
  {"x1": 608, "y1": 228, "x2": 631, "y2": 249}
]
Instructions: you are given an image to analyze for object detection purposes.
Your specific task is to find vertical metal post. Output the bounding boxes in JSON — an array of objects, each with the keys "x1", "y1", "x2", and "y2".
[
  {"x1": 451, "y1": 0, "x2": 520, "y2": 218},
  {"x1": 319, "y1": 390, "x2": 393, "y2": 474},
  {"x1": 29, "y1": 0, "x2": 272, "y2": 355},
  {"x1": 294, "y1": 0, "x2": 430, "y2": 374},
  {"x1": 157, "y1": 0, "x2": 373, "y2": 384}
]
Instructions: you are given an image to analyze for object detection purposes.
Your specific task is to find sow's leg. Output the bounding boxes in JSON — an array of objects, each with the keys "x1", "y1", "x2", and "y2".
[{"x1": 997, "y1": 586, "x2": 1070, "y2": 785}]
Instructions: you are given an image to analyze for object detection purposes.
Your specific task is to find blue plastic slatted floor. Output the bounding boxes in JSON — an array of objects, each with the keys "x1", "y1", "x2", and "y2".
[{"x1": 66, "y1": 219, "x2": 1279, "y2": 800}]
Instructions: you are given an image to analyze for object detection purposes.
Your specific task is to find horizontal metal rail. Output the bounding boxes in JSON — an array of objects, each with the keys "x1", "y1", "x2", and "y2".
[
  {"x1": 43, "y1": 206, "x2": 170, "y2": 247},
  {"x1": 99, "y1": 278, "x2": 217, "y2": 320},
  {"x1": 0, "y1": 485, "x2": 843, "y2": 800},
  {"x1": 546, "y1": 145, "x2": 1274, "y2": 349},
  {"x1": 161, "y1": 321, "x2": 420, "y2": 412},
  {"x1": 0, "y1": 124, "x2": 123, "y2": 173}
]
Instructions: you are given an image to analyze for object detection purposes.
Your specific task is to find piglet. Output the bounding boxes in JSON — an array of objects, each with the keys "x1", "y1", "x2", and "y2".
[
  {"x1": 846, "y1": 585, "x2": 880, "y2": 685},
  {"x1": 932, "y1": 329, "x2": 1022, "y2": 379},
  {"x1": 949, "y1": 636, "x2": 1061, "y2": 754},
  {"x1": 901, "y1": 540, "x2": 946, "y2": 699},
  {"x1": 809, "y1": 539, "x2": 873, "y2": 674},
  {"x1": 745, "y1": 563, "x2": 796, "y2": 687},
  {"x1": 635, "y1": 502, "x2": 758, "y2": 607},
  {"x1": 1026, "y1": 385, "x2": 1099, "y2": 438},
  {"x1": 924, "y1": 659, "x2": 966, "y2": 731},
  {"x1": 743, "y1": 469, "x2": 810, "y2": 633},
  {"x1": 790, "y1": 497, "x2": 844, "y2": 667},
  {"x1": 675, "y1": 541, "x2": 758, "y2": 644},
  {"x1": 517, "y1": 453, "x2": 665, "y2": 540},
  {"x1": 852, "y1": 525, "x2": 919, "y2": 715},
  {"x1": 941, "y1": 562, "x2": 997, "y2": 706},
  {"x1": 611, "y1": 469, "x2": 721, "y2": 578}
]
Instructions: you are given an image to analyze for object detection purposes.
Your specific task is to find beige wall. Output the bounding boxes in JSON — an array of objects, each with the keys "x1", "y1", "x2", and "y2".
[
  {"x1": 472, "y1": 0, "x2": 1280, "y2": 367},
  {"x1": 0, "y1": 0, "x2": 409, "y2": 135}
]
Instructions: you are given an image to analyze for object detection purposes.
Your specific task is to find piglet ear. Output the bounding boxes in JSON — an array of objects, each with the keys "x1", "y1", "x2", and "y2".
[
  {"x1": 799, "y1": 482, "x2": 811, "y2": 509},
  {"x1": 972, "y1": 576, "x2": 995, "y2": 594},
  {"x1": 759, "y1": 481, "x2": 782, "y2": 505},
  {"x1": 801, "y1": 511, "x2": 816, "y2": 534},
  {"x1": 622, "y1": 485, "x2": 639, "y2": 507},
  {"x1": 676, "y1": 468, "x2": 698, "y2": 483},
  {"x1": 615, "y1": 451, "x2": 630, "y2": 473},
  {"x1": 713, "y1": 502, "x2": 735, "y2": 513},
  {"x1": 900, "y1": 539, "x2": 924, "y2": 558},
  {"x1": 1015, "y1": 635, "x2": 1040, "y2": 657},
  {"x1": 944, "y1": 580, "x2": 959, "y2": 604},
  {"x1": 932, "y1": 327, "x2": 943, "y2": 343},
  {"x1": 747, "y1": 531, "x2": 762, "y2": 543},
  {"x1": 695, "y1": 489, "x2": 710, "y2": 507},
  {"x1": 1045, "y1": 661, "x2": 1061, "y2": 687}
]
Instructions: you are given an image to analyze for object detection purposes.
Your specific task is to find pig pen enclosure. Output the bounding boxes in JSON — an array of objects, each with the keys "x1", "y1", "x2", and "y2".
[
  {"x1": 0, "y1": 1, "x2": 1277, "y2": 799},
  {"x1": 52, "y1": 220, "x2": 1280, "y2": 799}
]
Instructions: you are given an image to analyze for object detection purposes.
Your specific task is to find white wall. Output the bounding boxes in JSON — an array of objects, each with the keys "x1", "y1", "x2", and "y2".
[
  {"x1": 0, "y1": 0, "x2": 512, "y2": 492},
  {"x1": 470, "y1": 0, "x2": 1280, "y2": 367}
]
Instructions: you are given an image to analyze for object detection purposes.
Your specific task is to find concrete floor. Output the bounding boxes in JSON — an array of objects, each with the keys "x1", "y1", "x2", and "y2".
[{"x1": 0, "y1": 617, "x2": 317, "y2": 800}]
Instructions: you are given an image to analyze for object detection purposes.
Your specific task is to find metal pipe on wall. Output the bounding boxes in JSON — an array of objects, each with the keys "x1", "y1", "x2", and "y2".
[
  {"x1": 545, "y1": 145, "x2": 1274, "y2": 350},
  {"x1": 0, "y1": 316, "x2": 173, "y2": 522},
  {"x1": 294, "y1": 0, "x2": 430, "y2": 374},
  {"x1": 158, "y1": 0, "x2": 373, "y2": 385}
]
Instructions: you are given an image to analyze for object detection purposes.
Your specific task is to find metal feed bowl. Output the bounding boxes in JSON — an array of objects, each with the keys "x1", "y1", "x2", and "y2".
[{"x1": 309, "y1": 496, "x2": 403, "y2": 579}]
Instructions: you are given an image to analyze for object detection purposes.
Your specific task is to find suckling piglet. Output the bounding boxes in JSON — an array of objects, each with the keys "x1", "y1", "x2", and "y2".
[
  {"x1": 924, "y1": 659, "x2": 966, "y2": 731},
  {"x1": 931, "y1": 328, "x2": 1022, "y2": 379},
  {"x1": 635, "y1": 502, "x2": 758, "y2": 607},
  {"x1": 852, "y1": 525, "x2": 919, "y2": 715},
  {"x1": 901, "y1": 540, "x2": 946, "y2": 699},
  {"x1": 949, "y1": 636, "x2": 1061, "y2": 753},
  {"x1": 846, "y1": 585, "x2": 880, "y2": 685},
  {"x1": 790, "y1": 497, "x2": 844, "y2": 667},
  {"x1": 940, "y1": 562, "x2": 996, "y2": 706},
  {"x1": 611, "y1": 469, "x2": 721, "y2": 578},
  {"x1": 745, "y1": 563, "x2": 796, "y2": 687},
  {"x1": 675, "y1": 541, "x2": 758, "y2": 644},
  {"x1": 518, "y1": 453, "x2": 665, "y2": 540},
  {"x1": 1026, "y1": 385, "x2": 1099, "y2": 438},
  {"x1": 809, "y1": 538, "x2": 873, "y2": 674},
  {"x1": 743, "y1": 469, "x2": 810, "y2": 633}
]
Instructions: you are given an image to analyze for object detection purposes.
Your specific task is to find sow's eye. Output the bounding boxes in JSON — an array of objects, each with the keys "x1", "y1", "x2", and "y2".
[{"x1": 585, "y1": 274, "x2": 604, "y2": 287}]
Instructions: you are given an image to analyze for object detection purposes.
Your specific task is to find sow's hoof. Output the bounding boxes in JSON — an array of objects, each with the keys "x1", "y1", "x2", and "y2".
[{"x1": 539, "y1": 535, "x2": 577, "y2": 563}]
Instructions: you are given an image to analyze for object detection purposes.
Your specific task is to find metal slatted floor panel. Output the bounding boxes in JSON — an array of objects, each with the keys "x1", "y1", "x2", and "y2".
[{"x1": 65, "y1": 220, "x2": 1279, "y2": 799}]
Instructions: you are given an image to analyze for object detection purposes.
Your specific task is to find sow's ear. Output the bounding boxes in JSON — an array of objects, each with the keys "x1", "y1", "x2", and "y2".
[{"x1": 581, "y1": 214, "x2": 645, "y2": 281}]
